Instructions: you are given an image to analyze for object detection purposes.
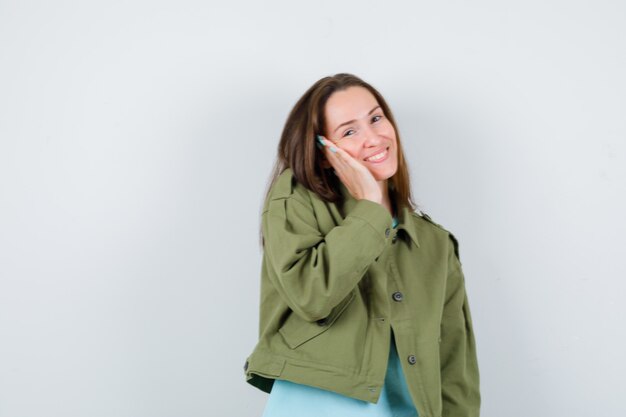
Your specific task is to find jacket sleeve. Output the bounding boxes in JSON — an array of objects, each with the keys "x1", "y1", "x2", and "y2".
[
  {"x1": 262, "y1": 194, "x2": 393, "y2": 322},
  {"x1": 439, "y1": 233, "x2": 481, "y2": 417}
]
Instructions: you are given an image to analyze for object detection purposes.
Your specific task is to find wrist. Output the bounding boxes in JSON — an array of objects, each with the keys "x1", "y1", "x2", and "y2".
[{"x1": 362, "y1": 194, "x2": 384, "y2": 205}]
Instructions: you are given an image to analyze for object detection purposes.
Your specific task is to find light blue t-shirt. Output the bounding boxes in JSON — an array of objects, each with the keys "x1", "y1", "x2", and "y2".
[{"x1": 261, "y1": 217, "x2": 418, "y2": 417}]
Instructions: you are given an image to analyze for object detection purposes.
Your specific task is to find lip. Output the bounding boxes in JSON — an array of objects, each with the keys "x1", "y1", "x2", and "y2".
[{"x1": 364, "y1": 146, "x2": 390, "y2": 163}]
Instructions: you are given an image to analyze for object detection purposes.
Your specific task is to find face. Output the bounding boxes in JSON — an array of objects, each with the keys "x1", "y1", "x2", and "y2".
[{"x1": 323, "y1": 86, "x2": 398, "y2": 181}]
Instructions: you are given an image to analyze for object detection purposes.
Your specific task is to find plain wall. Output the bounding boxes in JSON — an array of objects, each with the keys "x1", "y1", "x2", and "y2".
[{"x1": 1, "y1": 1, "x2": 625, "y2": 416}]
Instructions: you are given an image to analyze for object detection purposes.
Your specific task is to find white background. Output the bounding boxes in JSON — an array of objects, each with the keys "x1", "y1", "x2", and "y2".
[{"x1": 1, "y1": 1, "x2": 625, "y2": 416}]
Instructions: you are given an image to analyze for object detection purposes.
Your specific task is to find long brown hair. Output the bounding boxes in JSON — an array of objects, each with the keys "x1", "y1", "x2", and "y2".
[{"x1": 258, "y1": 73, "x2": 419, "y2": 247}]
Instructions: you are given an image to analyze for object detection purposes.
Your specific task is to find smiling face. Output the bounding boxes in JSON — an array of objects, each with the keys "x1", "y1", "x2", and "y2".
[{"x1": 323, "y1": 86, "x2": 398, "y2": 182}]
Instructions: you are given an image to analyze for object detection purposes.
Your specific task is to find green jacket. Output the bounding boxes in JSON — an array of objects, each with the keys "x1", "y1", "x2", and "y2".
[{"x1": 244, "y1": 168, "x2": 480, "y2": 417}]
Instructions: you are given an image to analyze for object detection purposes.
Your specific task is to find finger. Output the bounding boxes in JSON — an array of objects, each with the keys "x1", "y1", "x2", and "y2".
[
  {"x1": 318, "y1": 139, "x2": 353, "y2": 184},
  {"x1": 316, "y1": 135, "x2": 335, "y2": 166},
  {"x1": 319, "y1": 137, "x2": 360, "y2": 181},
  {"x1": 318, "y1": 136, "x2": 345, "y2": 170},
  {"x1": 326, "y1": 145, "x2": 349, "y2": 175},
  {"x1": 328, "y1": 144, "x2": 357, "y2": 173}
]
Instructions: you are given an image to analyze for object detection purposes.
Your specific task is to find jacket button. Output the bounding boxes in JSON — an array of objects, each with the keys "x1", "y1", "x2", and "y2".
[
  {"x1": 392, "y1": 291, "x2": 403, "y2": 302},
  {"x1": 244, "y1": 360, "x2": 249, "y2": 371},
  {"x1": 385, "y1": 228, "x2": 390, "y2": 237},
  {"x1": 317, "y1": 318, "x2": 328, "y2": 326},
  {"x1": 407, "y1": 355, "x2": 417, "y2": 365}
]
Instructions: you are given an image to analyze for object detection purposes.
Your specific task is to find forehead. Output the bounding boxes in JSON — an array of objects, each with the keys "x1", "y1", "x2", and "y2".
[{"x1": 324, "y1": 86, "x2": 379, "y2": 124}]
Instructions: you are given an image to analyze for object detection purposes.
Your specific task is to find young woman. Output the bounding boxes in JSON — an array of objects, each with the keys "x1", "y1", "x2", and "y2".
[{"x1": 244, "y1": 73, "x2": 480, "y2": 417}]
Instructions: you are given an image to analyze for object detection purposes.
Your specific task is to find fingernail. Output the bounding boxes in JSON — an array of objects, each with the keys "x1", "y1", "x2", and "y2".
[
  {"x1": 330, "y1": 146, "x2": 337, "y2": 153},
  {"x1": 316, "y1": 135, "x2": 325, "y2": 145}
]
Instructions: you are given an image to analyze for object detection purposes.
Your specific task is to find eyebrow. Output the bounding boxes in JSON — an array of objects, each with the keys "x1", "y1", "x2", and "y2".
[{"x1": 333, "y1": 105, "x2": 381, "y2": 134}]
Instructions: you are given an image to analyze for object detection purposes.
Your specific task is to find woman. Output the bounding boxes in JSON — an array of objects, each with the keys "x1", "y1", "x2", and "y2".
[{"x1": 244, "y1": 73, "x2": 480, "y2": 417}]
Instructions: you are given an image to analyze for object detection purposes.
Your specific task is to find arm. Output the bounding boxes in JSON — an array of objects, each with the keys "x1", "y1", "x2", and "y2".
[
  {"x1": 440, "y1": 233, "x2": 481, "y2": 417},
  {"x1": 262, "y1": 194, "x2": 393, "y2": 322}
]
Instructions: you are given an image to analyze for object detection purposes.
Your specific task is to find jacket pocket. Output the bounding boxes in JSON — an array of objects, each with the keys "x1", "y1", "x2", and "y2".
[{"x1": 279, "y1": 289, "x2": 357, "y2": 349}]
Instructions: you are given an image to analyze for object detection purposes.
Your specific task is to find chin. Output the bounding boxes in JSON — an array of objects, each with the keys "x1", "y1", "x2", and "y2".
[{"x1": 370, "y1": 166, "x2": 398, "y2": 181}]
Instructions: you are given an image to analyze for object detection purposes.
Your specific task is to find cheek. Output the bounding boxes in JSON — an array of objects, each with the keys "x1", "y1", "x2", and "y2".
[
  {"x1": 379, "y1": 121, "x2": 396, "y2": 137},
  {"x1": 347, "y1": 149, "x2": 362, "y2": 161},
  {"x1": 339, "y1": 144, "x2": 362, "y2": 160}
]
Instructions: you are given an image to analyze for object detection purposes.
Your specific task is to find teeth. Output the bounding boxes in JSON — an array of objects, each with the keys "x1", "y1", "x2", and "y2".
[{"x1": 366, "y1": 149, "x2": 387, "y2": 161}]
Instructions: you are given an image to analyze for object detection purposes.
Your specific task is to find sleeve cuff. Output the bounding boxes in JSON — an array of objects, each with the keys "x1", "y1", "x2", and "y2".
[{"x1": 345, "y1": 198, "x2": 394, "y2": 242}]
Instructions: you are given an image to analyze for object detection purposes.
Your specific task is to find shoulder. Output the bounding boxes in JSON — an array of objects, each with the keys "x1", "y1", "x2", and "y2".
[
  {"x1": 410, "y1": 210, "x2": 461, "y2": 263},
  {"x1": 263, "y1": 168, "x2": 314, "y2": 212}
]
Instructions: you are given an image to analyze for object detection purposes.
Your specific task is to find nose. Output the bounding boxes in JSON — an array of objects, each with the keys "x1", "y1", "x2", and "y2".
[{"x1": 362, "y1": 123, "x2": 382, "y2": 147}]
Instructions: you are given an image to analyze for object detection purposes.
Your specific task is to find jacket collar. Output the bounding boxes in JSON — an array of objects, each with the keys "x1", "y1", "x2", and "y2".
[{"x1": 338, "y1": 180, "x2": 420, "y2": 248}]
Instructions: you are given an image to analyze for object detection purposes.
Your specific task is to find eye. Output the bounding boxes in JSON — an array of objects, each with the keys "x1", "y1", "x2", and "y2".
[
  {"x1": 372, "y1": 115, "x2": 383, "y2": 123},
  {"x1": 343, "y1": 129, "x2": 356, "y2": 137}
]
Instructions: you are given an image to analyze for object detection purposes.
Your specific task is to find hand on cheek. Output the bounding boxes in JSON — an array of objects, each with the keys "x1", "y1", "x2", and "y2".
[{"x1": 316, "y1": 135, "x2": 381, "y2": 203}]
